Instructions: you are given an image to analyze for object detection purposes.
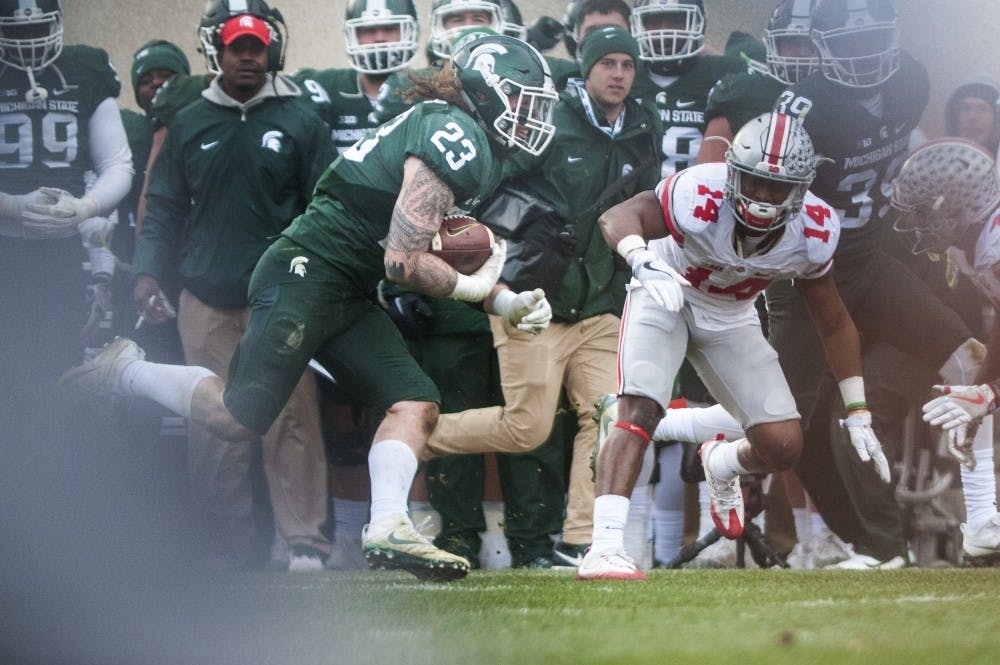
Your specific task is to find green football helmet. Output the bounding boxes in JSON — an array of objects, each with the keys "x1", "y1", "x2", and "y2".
[
  {"x1": 430, "y1": 0, "x2": 503, "y2": 60},
  {"x1": 498, "y1": 0, "x2": 526, "y2": 40},
  {"x1": 344, "y1": 0, "x2": 419, "y2": 75},
  {"x1": 0, "y1": 0, "x2": 62, "y2": 71},
  {"x1": 810, "y1": 0, "x2": 899, "y2": 89},
  {"x1": 453, "y1": 34, "x2": 557, "y2": 156},
  {"x1": 764, "y1": 0, "x2": 819, "y2": 85},
  {"x1": 630, "y1": 0, "x2": 705, "y2": 65}
]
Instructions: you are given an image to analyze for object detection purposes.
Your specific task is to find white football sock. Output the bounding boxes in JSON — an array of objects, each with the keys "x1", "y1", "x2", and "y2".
[
  {"x1": 793, "y1": 507, "x2": 812, "y2": 544},
  {"x1": 810, "y1": 509, "x2": 829, "y2": 536},
  {"x1": 652, "y1": 444, "x2": 685, "y2": 562},
  {"x1": 625, "y1": 443, "x2": 655, "y2": 568},
  {"x1": 592, "y1": 494, "x2": 630, "y2": 551},
  {"x1": 706, "y1": 438, "x2": 749, "y2": 480},
  {"x1": 121, "y1": 360, "x2": 215, "y2": 419},
  {"x1": 961, "y1": 419, "x2": 997, "y2": 532},
  {"x1": 368, "y1": 439, "x2": 418, "y2": 526}
]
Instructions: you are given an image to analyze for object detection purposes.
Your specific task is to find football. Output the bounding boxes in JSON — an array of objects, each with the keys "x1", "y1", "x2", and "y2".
[{"x1": 429, "y1": 214, "x2": 496, "y2": 274}]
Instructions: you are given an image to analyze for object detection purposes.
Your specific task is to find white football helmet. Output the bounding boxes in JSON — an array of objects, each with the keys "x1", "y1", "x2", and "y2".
[
  {"x1": 0, "y1": 0, "x2": 62, "y2": 71},
  {"x1": 725, "y1": 112, "x2": 817, "y2": 233},
  {"x1": 891, "y1": 139, "x2": 1000, "y2": 255},
  {"x1": 630, "y1": 0, "x2": 705, "y2": 65},
  {"x1": 344, "y1": 0, "x2": 419, "y2": 75},
  {"x1": 429, "y1": 0, "x2": 503, "y2": 60},
  {"x1": 810, "y1": 0, "x2": 899, "y2": 89}
]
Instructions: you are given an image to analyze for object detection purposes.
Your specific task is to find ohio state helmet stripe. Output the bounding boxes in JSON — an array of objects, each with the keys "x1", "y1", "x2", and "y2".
[{"x1": 766, "y1": 113, "x2": 789, "y2": 169}]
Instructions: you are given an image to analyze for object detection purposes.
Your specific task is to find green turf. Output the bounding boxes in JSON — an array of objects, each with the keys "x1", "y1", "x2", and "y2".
[{"x1": 151, "y1": 568, "x2": 1000, "y2": 665}]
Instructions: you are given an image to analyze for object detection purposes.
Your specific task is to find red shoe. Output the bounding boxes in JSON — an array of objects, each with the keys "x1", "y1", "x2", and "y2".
[{"x1": 699, "y1": 438, "x2": 744, "y2": 539}]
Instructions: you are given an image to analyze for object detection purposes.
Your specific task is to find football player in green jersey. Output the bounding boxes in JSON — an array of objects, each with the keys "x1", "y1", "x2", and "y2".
[
  {"x1": 375, "y1": 18, "x2": 566, "y2": 569},
  {"x1": 63, "y1": 34, "x2": 558, "y2": 581},
  {"x1": 697, "y1": 0, "x2": 818, "y2": 165},
  {"x1": 628, "y1": 0, "x2": 743, "y2": 177},
  {"x1": 292, "y1": 0, "x2": 419, "y2": 154},
  {"x1": 768, "y1": 0, "x2": 983, "y2": 569},
  {"x1": 0, "y1": 0, "x2": 133, "y2": 413}
]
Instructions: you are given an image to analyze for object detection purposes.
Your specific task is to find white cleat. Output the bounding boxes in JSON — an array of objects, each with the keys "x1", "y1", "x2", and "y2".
[
  {"x1": 962, "y1": 514, "x2": 1000, "y2": 567},
  {"x1": 699, "y1": 438, "x2": 744, "y2": 539},
  {"x1": 363, "y1": 516, "x2": 470, "y2": 582},
  {"x1": 58, "y1": 336, "x2": 144, "y2": 396},
  {"x1": 576, "y1": 546, "x2": 647, "y2": 581},
  {"x1": 826, "y1": 552, "x2": 908, "y2": 570}
]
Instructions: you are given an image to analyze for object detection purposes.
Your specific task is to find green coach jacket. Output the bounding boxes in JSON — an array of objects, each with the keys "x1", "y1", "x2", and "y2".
[
  {"x1": 506, "y1": 83, "x2": 661, "y2": 322},
  {"x1": 135, "y1": 74, "x2": 335, "y2": 309}
]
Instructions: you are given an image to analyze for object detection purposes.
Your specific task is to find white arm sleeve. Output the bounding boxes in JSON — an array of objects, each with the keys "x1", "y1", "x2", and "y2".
[{"x1": 85, "y1": 97, "x2": 133, "y2": 214}]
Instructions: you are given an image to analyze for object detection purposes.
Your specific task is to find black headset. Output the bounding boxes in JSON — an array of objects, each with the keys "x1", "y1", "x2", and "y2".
[{"x1": 210, "y1": 7, "x2": 288, "y2": 72}]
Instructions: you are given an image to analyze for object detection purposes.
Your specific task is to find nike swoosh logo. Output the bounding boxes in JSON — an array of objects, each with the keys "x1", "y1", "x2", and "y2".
[
  {"x1": 951, "y1": 394, "x2": 986, "y2": 405},
  {"x1": 386, "y1": 531, "x2": 425, "y2": 546},
  {"x1": 446, "y1": 223, "x2": 477, "y2": 236},
  {"x1": 553, "y1": 550, "x2": 584, "y2": 566},
  {"x1": 641, "y1": 261, "x2": 670, "y2": 275},
  {"x1": 52, "y1": 88, "x2": 73, "y2": 97},
  {"x1": 200, "y1": 141, "x2": 220, "y2": 150},
  {"x1": 676, "y1": 100, "x2": 697, "y2": 108},
  {"x1": 567, "y1": 156, "x2": 583, "y2": 163}
]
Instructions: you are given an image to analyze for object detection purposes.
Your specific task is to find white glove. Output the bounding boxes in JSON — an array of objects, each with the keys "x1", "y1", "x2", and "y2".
[
  {"x1": 628, "y1": 248, "x2": 689, "y2": 311},
  {"x1": 22, "y1": 187, "x2": 98, "y2": 237},
  {"x1": 922, "y1": 384, "x2": 997, "y2": 471},
  {"x1": 492, "y1": 288, "x2": 552, "y2": 334},
  {"x1": 839, "y1": 409, "x2": 891, "y2": 483},
  {"x1": 448, "y1": 239, "x2": 507, "y2": 302},
  {"x1": 922, "y1": 384, "x2": 996, "y2": 429},
  {"x1": 1, "y1": 188, "x2": 55, "y2": 220}
]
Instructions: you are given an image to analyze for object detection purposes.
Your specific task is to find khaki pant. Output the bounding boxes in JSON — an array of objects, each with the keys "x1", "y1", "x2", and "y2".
[
  {"x1": 428, "y1": 313, "x2": 620, "y2": 544},
  {"x1": 178, "y1": 290, "x2": 329, "y2": 558}
]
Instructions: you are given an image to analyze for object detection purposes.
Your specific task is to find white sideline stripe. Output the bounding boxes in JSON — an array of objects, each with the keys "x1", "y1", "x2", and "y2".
[{"x1": 788, "y1": 594, "x2": 991, "y2": 608}]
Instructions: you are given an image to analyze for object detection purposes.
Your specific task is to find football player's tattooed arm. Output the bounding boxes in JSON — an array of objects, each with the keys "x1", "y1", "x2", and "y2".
[
  {"x1": 599, "y1": 189, "x2": 669, "y2": 251},
  {"x1": 696, "y1": 116, "x2": 734, "y2": 165},
  {"x1": 384, "y1": 156, "x2": 458, "y2": 297}
]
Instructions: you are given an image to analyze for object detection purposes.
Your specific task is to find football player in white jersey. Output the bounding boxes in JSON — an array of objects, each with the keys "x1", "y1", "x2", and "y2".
[
  {"x1": 892, "y1": 139, "x2": 1000, "y2": 566},
  {"x1": 577, "y1": 111, "x2": 889, "y2": 580}
]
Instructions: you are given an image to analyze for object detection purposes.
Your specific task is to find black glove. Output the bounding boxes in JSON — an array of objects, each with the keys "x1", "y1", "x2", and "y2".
[
  {"x1": 378, "y1": 282, "x2": 433, "y2": 338},
  {"x1": 526, "y1": 16, "x2": 564, "y2": 52}
]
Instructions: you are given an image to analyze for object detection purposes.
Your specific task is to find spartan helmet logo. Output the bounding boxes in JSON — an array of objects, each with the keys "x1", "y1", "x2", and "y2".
[
  {"x1": 289, "y1": 256, "x2": 309, "y2": 277},
  {"x1": 261, "y1": 130, "x2": 283, "y2": 152},
  {"x1": 471, "y1": 51, "x2": 501, "y2": 88}
]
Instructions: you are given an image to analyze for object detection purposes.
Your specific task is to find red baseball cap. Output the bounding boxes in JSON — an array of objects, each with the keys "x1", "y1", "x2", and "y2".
[{"x1": 219, "y1": 14, "x2": 271, "y2": 46}]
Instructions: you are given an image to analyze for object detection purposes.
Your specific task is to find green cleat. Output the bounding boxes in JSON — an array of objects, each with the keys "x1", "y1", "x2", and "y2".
[{"x1": 590, "y1": 393, "x2": 619, "y2": 481}]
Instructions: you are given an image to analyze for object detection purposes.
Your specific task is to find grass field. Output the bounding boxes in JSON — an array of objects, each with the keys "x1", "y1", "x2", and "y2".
[{"x1": 27, "y1": 567, "x2": 995, "y2": 665}]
